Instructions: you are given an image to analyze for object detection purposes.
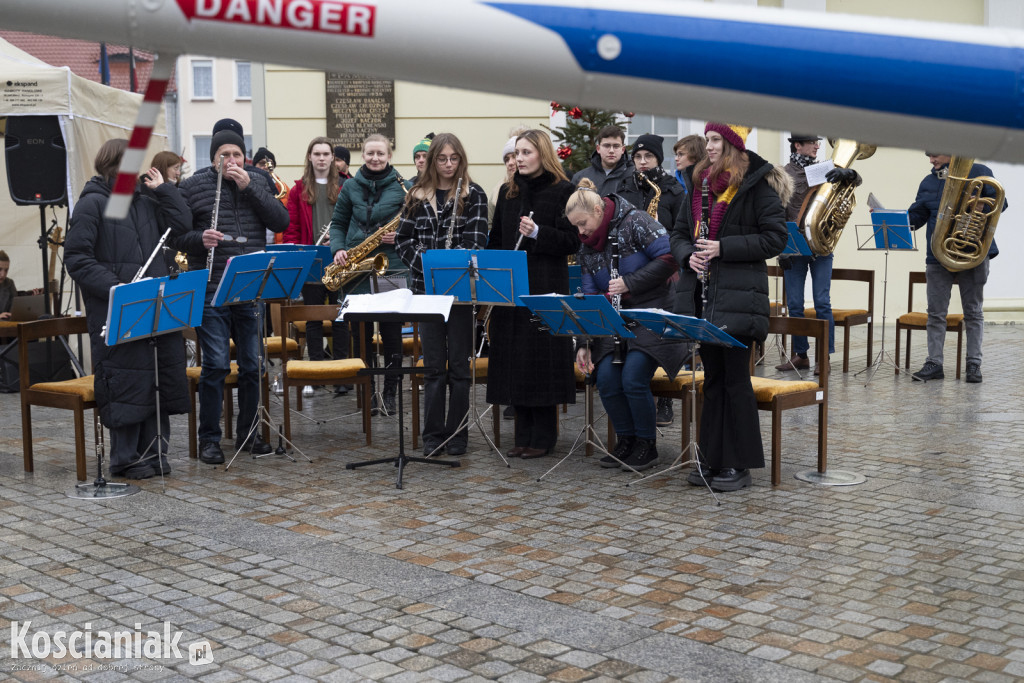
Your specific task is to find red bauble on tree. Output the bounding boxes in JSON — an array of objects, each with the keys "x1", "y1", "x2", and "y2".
[
  {"x1": 557, "y1": 145, "x2": 572, "y2": 160},
  {"x1": 545, "y1": 103, "x2": 633, "y2": 175}
]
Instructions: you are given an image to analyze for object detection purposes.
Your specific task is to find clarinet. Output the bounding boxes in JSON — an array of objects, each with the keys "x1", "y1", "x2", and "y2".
[
  {"x1": 610, "y1": 233, "x2": 624, "y2": 365},
  {"x1": 698, "y1": 177, "x2": 711, "y2": 317},
  {"x1": 444, "y1": 178, "x2": 463, "y2": 249},
  {"x1": 205, "y1": 154, "x2": 226, "y2": 272}
]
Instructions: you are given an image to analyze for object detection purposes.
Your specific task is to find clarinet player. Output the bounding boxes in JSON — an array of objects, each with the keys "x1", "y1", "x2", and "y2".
[
  {"x1": 394, "y1": 133, "x2": 489, "y2": 456},
  {"x1": 670, "y1": 123, "x2": 788, "y2": 492},
  {"x1": 568, "y1": 178, "x2": 682, "y2": 472}
]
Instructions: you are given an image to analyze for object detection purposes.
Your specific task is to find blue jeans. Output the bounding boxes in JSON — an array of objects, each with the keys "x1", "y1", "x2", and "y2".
[
  {"x1": 783, "y1": 254, "x2": 835, "y2": 355},
  {"x1": 196, "y1": 302, "x2": 260, "y2": 443},
  {"x1": 595, "y1": 350, "x2": 658, "y2": 440}
]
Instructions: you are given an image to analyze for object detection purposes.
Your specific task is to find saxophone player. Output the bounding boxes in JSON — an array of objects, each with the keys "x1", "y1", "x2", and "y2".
[
  {"x1": 615, "y1": 133, "x2": 687, "y2": 429},
  {"x1": 329, "y1": 134, "x2": 410, "y2": 415},
  {"x1": 284, "y1": 137, "x2": 350, "y2": 394},
  {"x1": 569, "y1": 179, "x2": 682, "y2": 473},
  {"x1": 776, "y1": 134, "x2": 860, "y2": 376},
  {"x1": 177, "y1": 123, "x2": 289, "y2": 464},
  {"x1": 394, "y1": 133, "x2": 489, "y2": 456},
  {"x1": 907, "y1": 153, "x2": 1006, "y2": 384}
]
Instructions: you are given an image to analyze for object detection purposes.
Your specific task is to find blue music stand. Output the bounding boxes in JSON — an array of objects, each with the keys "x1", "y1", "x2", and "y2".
[
  {"x1": 73, "y1": 269, "x2": 209, "y2": 500},
  {"x1": 213, "y1": 251, "x2": 316, "y2": 469},
  {"x1": 620, "y1": 309, "x2": 744, "y2": 495},
  {"x1": 520, "y1": 294, "x2": 636, "y2": 478},
  {"x1": 266, "y1": 244, "x2": 332, "y2": 284},
  {"x1": 855, "y1": 211, "x2": 917, "y2": 385},
  {"x1": 783, "y1": 221, "x2": 813, "y2": 256},
  {"x1": 421, "y1": 249, "x2": 530, "y2": 464}
]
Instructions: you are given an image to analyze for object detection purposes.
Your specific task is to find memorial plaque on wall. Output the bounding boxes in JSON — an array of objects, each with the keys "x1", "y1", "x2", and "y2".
[{"x1": 326, "y1": 72, "x2": 395, "y2": 148}]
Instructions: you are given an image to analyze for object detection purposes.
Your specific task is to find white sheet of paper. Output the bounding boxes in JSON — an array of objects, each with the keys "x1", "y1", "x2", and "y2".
[
  {"x1": 338, "y1": 290, "x2": 453, "y2": 321},
  {"x1": 804, "y1": 160, "x2": 835, "y2": 188}
]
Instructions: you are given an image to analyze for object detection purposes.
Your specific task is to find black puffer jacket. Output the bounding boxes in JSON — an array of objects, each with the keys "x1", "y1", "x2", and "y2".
[
  {"x1": 670, "y1": 152, "x2": 789, "y2": 342},
  {"x1": 175, "y1": 166, "x2": 289, "y2": 294},
  {"x1": 65, "y1": 177, "x2": 191, "y2": 428},
  {"x1": 615, "y1": 168, "x2": 685, "y2": 233}
]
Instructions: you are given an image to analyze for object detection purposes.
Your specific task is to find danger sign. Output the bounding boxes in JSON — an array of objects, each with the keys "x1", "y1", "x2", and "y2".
[{"x1": 175, "y1": 0, "x2": 375, "y2": 37}]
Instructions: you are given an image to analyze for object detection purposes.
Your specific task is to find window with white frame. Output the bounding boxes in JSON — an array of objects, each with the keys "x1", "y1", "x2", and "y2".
[
  {"x1": 626, "y1": 115, "x2": 688, "y2": 172},
  {"x1": 191, "y1": 59, "x2": 213, "y2": 100},
  {"x1": 235, "y1": 61, "x2": 251, "y2": 100}
]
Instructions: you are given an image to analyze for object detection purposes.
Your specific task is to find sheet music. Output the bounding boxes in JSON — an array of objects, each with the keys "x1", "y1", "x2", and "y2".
[
  {"x1": 866, "y1": 192, "x2": 885, "y2": 211},
  {"x1": 804, "y1": 160, "x2": 835, "y2": 188},
  {"x1": 339, "y1": 289, "x2": 454, "y2": 321}
]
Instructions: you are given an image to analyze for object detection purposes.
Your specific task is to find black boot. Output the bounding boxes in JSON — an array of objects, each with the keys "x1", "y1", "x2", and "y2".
[
  {"x1": 600, "y1": 435, "x2": 634, "y2": 468},
  {"x1": 622, "y1": 437, "x2": 659, "y2": 472},
  {"x1": 381, "y1": 377, "x2": 398, "y2": 416}
]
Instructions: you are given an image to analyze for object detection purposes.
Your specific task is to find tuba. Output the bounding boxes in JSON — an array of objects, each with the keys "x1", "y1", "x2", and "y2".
[
  {"x1": 932, "y1": 156, "x2": 1004, "y2": 272},
  {"x1": 800, "y1": 139, "x2": 876, "y2": 256},
  {"x1": 322, "y1": 172, "x2": 408, "y2": 291},
  {"x1": 637, "y1": 171, "x2": 662, "y2": 219}
]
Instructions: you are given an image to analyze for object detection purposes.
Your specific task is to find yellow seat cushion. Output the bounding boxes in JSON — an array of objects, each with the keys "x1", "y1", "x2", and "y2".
[
  {"x1": 229, "y1": 337, "x2": 299, "y2": 355},
  {"x1": 651, "y1": 366, "x2": 704, "y2": 393},
  {"x1": 187, "y1": 362, "x2": 240, "y2": 384},
  {"x1": 749, "y1": 376, "x2": 819, "y2": 402},
  {"x1": 371, "y1": 334, "x2": 417, "y2": 355},
  {"x1": 804, "y1": 307, "x2": 868, "y2": 322},
  {"x1": 0, "y1": 320, "x2": 19, "y2": 337},
  {"x1": 898, "y1": 311, "x2": 963, "y2": 327},
  {"x1": 285, "y1": 358, "x2": 366, "y2": 381},
  {"x1": 292, "y1": 320, "x2": 334, "y2": 334},
  {"x1": 30, "y1": 375, "x2": 95, "y2": 401}
]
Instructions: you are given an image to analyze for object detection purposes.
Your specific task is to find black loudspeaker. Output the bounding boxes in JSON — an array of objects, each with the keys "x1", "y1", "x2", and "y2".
[
  {"x1": 5, "y1": 115, "x2": 68, "y2": 206},
  {"x1": 0, "y1": 339, "x2": 76, "y2": 393}
]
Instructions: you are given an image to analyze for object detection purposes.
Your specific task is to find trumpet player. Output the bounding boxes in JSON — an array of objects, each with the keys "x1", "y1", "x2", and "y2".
[
  {"x1": 394, "y1": 133, "x2": 488, "y2": 456},
  {"x1": 284, "y1": 137, "x2": 349, "y2": 391},
  {"x1": 329, "y1": 134, "x2": 410, "y2": 415},
  {"x1": 908, "y1": 153, "x2": 1006, "y2": 384},
  {"x1": 777, "y1": 134, "x2": 860, "y2": 376},
  {"x1": 178, "y1": 124, "x2": 289, "y2": 464},
  {"x1": 568, "y1": 178, "x2": 681, "y2": 473}
]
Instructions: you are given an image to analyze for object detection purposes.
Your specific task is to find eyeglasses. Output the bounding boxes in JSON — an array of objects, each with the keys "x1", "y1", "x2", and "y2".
[
  {"x1": 436, "y1": 155, "x2": 461, "y2": 166},
  {"x1": 599, "y1": 143, "x2": 623, "y2": 151},
  {"x1": 221, "y1": 234, "x2": 248, "y2": 244}
]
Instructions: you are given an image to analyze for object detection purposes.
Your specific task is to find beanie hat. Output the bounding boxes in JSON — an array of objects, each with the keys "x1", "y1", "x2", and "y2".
[
  {"x1": 705, "y1": 122, "x2": 750, "y2": 152},
  {"x1": 210, "y1": 129, "x2": 245, "y2": 162},
  {"x1": 251, "y1": 147, "x2": 275, "y2": 167},
  {"x1": 787, "y1": 133, "x2": 820, "y2": 144},
  {"x1": 501, "y1": 136, "x2": 517, "y2": 161},
  {"x1": 334, "y1": 145, "x2": 351, "y2": 164},
  {"x1": 413, "y1": 133, "x2": 434, "y2": 157},
  {"x1": 631, "y1": 133, "x2": 665, "y2": 165},
  {"x1": 212, "y1": 118, "x2": 244, "y2": 138}
]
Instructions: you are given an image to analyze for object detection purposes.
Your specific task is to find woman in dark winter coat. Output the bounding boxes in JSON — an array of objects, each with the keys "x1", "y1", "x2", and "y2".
[
  {"x1": 569, "y1": 179, "x2": 683, "y2": 473},
  {"x1": 486, "y1": 129, "x2": 580, "y2": 458},
  {"x1": 329, "y1": 134, "x2": 410, "y2": 414},
  {"x1": 65, "y1": 139, "x2": 192, "y2": 479},
  {"x1": 395, "y1": 133, "x2": 489, "y2": 457},
  {"x1": 670, "y1": 123, "x2": 789, "y2": 493},
  {"x1": 615, "y1": 133, "x2": 685, "y2": 233}
]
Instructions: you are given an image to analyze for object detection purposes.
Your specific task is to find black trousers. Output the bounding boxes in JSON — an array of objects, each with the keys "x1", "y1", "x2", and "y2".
[
  {"x1": 108, "y1": 411, "x2": 170, "y2": 472},
  {"x1": 698, "y1": 335, "x2": 764, "y2": 471},
  {"x1": 353, "y1": 321, "x2": 402, "y2": 390},
  {"x1": 513, "y1": 405, "x2": 558, "y2": 451},
  {"x1": 300, "y1": 283, "x2": 348, "y2": 361},
  {"x1": 420, "y1": 306, "x2": 472, "y2": 447}
]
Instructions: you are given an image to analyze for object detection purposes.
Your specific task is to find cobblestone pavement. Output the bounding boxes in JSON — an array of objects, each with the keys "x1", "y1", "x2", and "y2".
[{"x1": 2, "y1": 324, "x2": 1022, "y2": 682}]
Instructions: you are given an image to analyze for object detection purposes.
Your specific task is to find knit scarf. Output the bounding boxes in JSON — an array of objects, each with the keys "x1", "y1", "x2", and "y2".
[
  {"x1": 790, "y1": 153, "x2": 817, "y2": 168},
  {"x1": 579, "y1": 198, "x2": 616, "y2": 252},
  {"x1": 691, "y1": 169, "x2": 737, "y2": 240}
]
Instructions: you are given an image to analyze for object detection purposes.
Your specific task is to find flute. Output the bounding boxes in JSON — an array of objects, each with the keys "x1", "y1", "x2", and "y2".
[
  {"x1": 132, "y1": 228, "x2": 173, "y2": 283},
  {"x1": 514, "y1": 210, "x2": 534, "y2": 250},
  {"x1": 204, "y1": 154, "x2": 226, "y2": 271}
]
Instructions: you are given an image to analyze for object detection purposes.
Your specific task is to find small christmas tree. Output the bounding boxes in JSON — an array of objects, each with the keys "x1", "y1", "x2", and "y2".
[{"x1": 546, "y1": 102, "x2": 633, "y2": 176}]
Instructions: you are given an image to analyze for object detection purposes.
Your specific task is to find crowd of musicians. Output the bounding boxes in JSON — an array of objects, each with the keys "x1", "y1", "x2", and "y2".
[{"x1": 61, "y1": 116, "x2": 1005, "y2": 491}]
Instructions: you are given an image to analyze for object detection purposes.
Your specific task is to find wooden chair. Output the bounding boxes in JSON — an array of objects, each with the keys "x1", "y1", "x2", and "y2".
[
  {"x1": 279, "y1": 304, "x2": 372, "y2": 445},
  {"x1": 18, "y1": 317, "x2": 95, "y2": 481},
  {"x1": 895, "y1": 271, "x2": 964, "y2": 379},
  {"x1": 803, "y1": 268, "x2": 874, "y2": 373},
  {"x1": 750, "y1": 316, "x2": 829, "y2": 486}
]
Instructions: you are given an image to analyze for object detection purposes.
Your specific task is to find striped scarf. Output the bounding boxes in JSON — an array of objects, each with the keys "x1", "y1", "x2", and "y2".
[{"x1": 691, "y1": 168, "x2": 737, "y2": 240}]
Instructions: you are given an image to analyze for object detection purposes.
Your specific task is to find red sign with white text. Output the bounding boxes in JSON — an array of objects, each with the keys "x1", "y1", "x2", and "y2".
[{"x1": 174, "y1": 0, "x2": 375, "y2": 37}]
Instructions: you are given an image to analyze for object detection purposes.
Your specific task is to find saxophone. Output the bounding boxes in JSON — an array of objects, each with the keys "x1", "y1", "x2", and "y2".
[
  {"x1": 801, "y1": 139, "x2": 876, "y2": 256},
  {"x1": 637, "y1": 171, "x2": 662, "y2": 219},
  {"x1": 322, "y1": 172, "x2": 408, "y2": 292},
  {"x1": 932, "y1": 156, "x2": 1004, "y2": 272}
]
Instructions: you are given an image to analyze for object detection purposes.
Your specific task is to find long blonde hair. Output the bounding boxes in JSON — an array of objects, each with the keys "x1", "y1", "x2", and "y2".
[
  {"x1": 505, "y1": 129, "x2": 569, "y2": 199},
  {"x1": 691, "y1": 137, "x2": 748, "y2": 191},
  {"x1": 565, "y1": 177, "x2": 604, "y2": 219}
]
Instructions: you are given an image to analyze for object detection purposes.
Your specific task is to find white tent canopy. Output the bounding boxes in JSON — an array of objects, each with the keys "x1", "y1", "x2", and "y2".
[{"x1": 0, "y1": 36, "x2": 166, "y2": 307}]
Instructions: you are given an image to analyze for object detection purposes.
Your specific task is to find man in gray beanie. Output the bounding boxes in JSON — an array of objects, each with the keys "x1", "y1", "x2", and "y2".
[{"x1": 175, "y1": 122, "x2": 289, "y2": 465}]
